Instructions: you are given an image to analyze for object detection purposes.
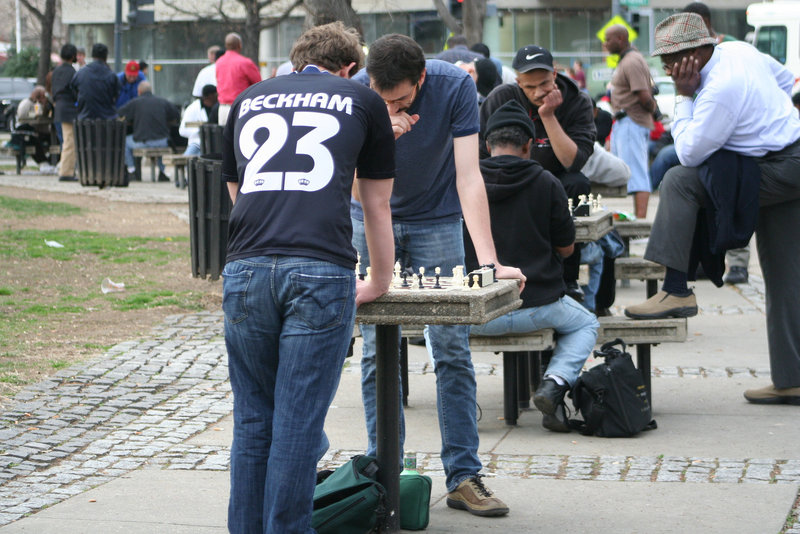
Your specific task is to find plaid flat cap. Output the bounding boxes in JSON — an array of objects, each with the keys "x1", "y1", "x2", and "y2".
[{"x1": 652, "y1": 13, "x2": 717, "y2": 56}]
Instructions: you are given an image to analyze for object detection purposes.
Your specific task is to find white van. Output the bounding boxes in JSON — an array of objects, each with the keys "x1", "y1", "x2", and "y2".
[{"x1": 747, "y1": 1, "x2": 800, "y2": 77}]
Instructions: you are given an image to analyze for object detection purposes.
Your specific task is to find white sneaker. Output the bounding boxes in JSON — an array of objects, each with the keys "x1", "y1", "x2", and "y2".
[{"x1": 39, "y1": 163, "x2": 56, "y2": 174}]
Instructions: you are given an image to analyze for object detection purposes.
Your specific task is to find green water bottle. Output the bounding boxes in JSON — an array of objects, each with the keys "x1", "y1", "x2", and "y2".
[{"x1": 401, "y1": 451, "x2": 418, "y2": 475}]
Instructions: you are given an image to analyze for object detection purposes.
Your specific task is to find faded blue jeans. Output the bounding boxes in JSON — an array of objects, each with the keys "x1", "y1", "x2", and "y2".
[
  {"x1": 124, "y1": 135, "x2": 168, "y2": 172},
  {"x1": 352, "y1": 217, "x2": 482, "y2": 492},
  {"x1": 471, "y1": 296, "x2": 599, "y2": 386},
  {"x1": 223, "y1": 255, "x2": 356, "y2": 534}
]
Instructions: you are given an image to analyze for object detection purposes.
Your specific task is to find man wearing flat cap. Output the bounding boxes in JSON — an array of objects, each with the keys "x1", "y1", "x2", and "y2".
[
  {"x1": 624, "y1": 12, "x2": 800, "y2": 406},
  {"x1": 467, "y1": 100, "x2": 599, "y2": 433},
  {"x1": 479, "y1": 45, "x2": 594, "y2": 304}
]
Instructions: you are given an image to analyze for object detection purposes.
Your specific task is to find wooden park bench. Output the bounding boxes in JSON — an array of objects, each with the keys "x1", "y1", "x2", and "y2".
[
  {"x1": 162, "y1": 153, "x2": 196, "y2": 189},
  {"x1": 0, "y1": 139, "x2": 60, "y2": 175},
  {"x1": 132, "y1": 147, "x2": 174, "y2": 182}
]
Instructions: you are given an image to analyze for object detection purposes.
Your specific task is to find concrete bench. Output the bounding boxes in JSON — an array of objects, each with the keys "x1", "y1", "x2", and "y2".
[
  {"x1": 162, "y1": 154, "x2": 196, "y2": 189},
  {"x1": 590, "y1": 183, "x2": 628, "y2": 197},
  {"x1": 132, "y1": 147, "x2": 173, "y2": 182},
  {"x1": 383, "y1": 315, "x2": 686, "y2": 425},
  {"x1": 615, "y1": 256, "x2": 666, "y2": 298}
]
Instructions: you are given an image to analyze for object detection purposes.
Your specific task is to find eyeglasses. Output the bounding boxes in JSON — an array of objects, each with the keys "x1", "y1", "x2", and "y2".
[{"x1": 381, "y1": 83, "x2": 420, "y2": 113}]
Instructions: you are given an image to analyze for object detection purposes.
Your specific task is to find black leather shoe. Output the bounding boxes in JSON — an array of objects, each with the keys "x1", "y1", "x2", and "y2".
[
  {"x1": 723, "y1": 266, "x2": 748, "y2": 285},
  {"x1": 127, "y1": 170, "x2": 140, "y2": 182},
  {"x1": 542, "y1": 402, "x2": 571, "y2": 433},
  {"x1": 565, "y1": 281, "x2": 584, "y2": 303},
  {"x1": 58, "y1": 175, "x2": 77, "y2": 182},
  {"x1": 533, "y1": 378, "x2": 570, "y2": 416},
  {"x1": 158, "y1": 171, "x2": 171, "y2": 182}
]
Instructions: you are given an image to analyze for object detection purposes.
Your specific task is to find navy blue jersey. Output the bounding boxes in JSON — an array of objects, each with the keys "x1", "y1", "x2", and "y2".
[{"x1": 222, "y1": 68, "x2": 395, "y2": 268}]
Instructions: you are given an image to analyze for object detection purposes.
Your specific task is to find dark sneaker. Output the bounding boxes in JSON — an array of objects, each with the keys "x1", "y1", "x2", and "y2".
[
  {"x1": 158, "y1": 171, "x2": 171, "y2": 182},
  {"x1": 446, "y1": 475, "x2": 509, "y2": 517},
  {"x1": 744, "y1": 384, "x2": 800, "y2": 405},
  {"x1": 723, "y1": 266, "x2": 748, "y2": 285},
  {"x1": 542, "y1": 402, "x2": 571, "y2": 433},
  {"x1": 58, "y1": 175, "x2": 77, "y2": 182},
  {"x1": 625, "y1": 290, "x2": 698, "y2": 320},
  {"x1": 565, "y1": 280, "x2": 584, "y2": 303},
  {"x1": 533, "y1": 378, "x2": 570, "y2": 416}
]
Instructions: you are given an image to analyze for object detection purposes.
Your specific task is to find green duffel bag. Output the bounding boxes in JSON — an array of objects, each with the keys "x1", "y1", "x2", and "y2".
[
  {"x1": 312, "y1": 455, "x2": 385, "y2": 534},
  {"x1": 399, "y1": 473, "x2": 432, "y2": 530}
]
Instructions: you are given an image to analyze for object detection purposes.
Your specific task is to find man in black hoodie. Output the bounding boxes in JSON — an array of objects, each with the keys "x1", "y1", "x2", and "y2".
[
  {"x1": 480, "y1": 45, "x2": 595, "y2": 303},
  {"x1": 466, "y1": 100, "x2": 599, "y2": 432}
]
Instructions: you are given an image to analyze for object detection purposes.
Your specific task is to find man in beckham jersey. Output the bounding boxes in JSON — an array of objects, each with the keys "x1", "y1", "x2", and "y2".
[{"x1": 220, "y1": 22, "x2": 396, "y2": 533}]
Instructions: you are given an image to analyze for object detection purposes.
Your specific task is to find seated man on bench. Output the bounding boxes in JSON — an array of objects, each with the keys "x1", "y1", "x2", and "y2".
[
  {"x1": 10, "y1": 86, "x2": 53, "y2": 169},
  {"x1": 466, "y1": 100, "x2": 599, "y2": 431}
]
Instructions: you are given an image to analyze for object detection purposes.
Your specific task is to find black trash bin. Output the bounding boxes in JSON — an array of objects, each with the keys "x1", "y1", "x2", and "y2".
[
  {"x1": 188, "y1": 153, "x2": 232, "y2": 280},
  {"x1": 75, "y1": 119, "x2": 127, "y2": 187},
  {"x1": 199, "y1": 124, "x2": 224, "y2": 156}
]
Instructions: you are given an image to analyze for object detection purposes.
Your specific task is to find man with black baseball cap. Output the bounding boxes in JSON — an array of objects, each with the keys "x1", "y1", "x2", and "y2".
[
  {"x1": 480, "y1": 44, "x2": 595, "y2": 304},
  {"x1": 467, "y1": 100, "x2": 599, "y2": 433}
]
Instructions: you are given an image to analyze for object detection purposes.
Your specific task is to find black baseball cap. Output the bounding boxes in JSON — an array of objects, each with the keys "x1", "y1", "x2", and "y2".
[{"x1": 512, "y1": 45, "x2": 554, "y2": 73}]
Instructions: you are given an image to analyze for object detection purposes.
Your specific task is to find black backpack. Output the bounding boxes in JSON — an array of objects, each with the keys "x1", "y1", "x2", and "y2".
[{"x1": 569, "y1": 339, "x2": 657, "y2": 437}]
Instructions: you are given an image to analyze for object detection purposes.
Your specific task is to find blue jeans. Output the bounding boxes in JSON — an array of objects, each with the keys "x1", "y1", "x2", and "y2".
[
  {"x1": 471, "y1": 296, "x2": 599, "y2": 386},
  {"x1": 352, "y1": 217, "x2": 482, "y2": 492},
  {"x1": 649, "y1": 144, "x2": 680, "y2": 191},
  {"x1": 223, "y1": 255, "x2": 356, "y2": 534},
  {"x1": 124, "y1": 135, "x2": 168, "y2": 172},
  {"x1": 184, "y1": 142, "x2": 202, "y2": 156}
]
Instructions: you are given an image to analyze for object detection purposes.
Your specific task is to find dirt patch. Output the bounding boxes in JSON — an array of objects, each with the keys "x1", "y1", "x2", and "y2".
[{"x1": 0, "y1": 185, "x2": 222, "y2": 407}]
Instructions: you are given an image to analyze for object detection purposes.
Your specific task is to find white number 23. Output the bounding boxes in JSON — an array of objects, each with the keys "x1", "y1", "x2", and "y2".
[{"x1": 238, "y1": 111, "x2": 339, "y2": 194}]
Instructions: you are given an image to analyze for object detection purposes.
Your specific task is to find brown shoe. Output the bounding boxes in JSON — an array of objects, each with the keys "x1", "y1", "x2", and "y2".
[
  {"x1": 624, "y1": 291, "x2": 698, "y2": 320},
  {"x1": 744, "y1": 384, "x2": 800, "y2": 405},
  {"x1": 446, "y1": 475, "x2": 509, "y2": 517}
]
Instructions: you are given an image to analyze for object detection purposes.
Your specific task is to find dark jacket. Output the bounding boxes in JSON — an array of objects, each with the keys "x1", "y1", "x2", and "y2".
[
  {"x1": 51, "y1": 63, "x2": 77, "y2": 123},
  {"x1": 479, "y1": 74, "x2": 596, "y2": 175},
  {"x1": 117, "y1": 92, "x2": 180, "y2": 142},
  {"x1": 116, "y1": 71, "x2": 145, "y2": 109},
  {"x1": 71, "y1": 60, "x2": 120, "y2": 120},
  {"x1": 689, "y1": 150, "x2": 761, "y2": 286},
  {"x1": 465, "y1": 155, "x2": 575, "y2": 308}
]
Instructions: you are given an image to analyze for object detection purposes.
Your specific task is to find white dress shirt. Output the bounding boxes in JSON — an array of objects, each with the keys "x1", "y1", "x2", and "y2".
[
  {"x1": 192, "y1": 63, "x2": 217, "y2": 98},
  {"x1": 672, "y1": 41, "x2": 800, "y2": 167},
  {"x1": 178, "y1": 99, "x2": 209, "y2": 149}
]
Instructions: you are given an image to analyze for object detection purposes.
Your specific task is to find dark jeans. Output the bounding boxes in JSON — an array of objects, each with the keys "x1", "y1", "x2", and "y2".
[{"x1": 557, "y1": 170, "x2": 591, "y2": 281}]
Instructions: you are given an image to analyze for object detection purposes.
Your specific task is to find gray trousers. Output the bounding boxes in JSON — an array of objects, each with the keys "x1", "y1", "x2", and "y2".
[{"x1": 645, "y1": 139, "x2": 800, "y2": 387}]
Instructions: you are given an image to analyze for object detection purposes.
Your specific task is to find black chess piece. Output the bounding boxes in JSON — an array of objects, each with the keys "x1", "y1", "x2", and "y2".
[
  {"x1": 433, "y1": 272, "x2": 442, "y2": 289},
  {"x1": 401, "y1": 272, "x2": 409, "y2": 287},
  {"x1": 418, "y1": 273, "x2": 424, "y2": 289}
]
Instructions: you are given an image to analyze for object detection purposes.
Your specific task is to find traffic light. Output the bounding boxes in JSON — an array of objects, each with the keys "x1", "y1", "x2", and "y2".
[
  {"x1": 631, "y1": 13, "x2": 641, "y2": 34},
  {"x1": 128, "y1": 0, "x2": 154, "y2": 25}
]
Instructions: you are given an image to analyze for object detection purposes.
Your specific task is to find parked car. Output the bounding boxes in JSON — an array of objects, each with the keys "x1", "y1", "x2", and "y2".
[
  {"x1": 0, "y1": 77, "x2": 37, "y2": 131},
  {"x1": 653, "y1": 76, "x2": 676, "y2": 126}
]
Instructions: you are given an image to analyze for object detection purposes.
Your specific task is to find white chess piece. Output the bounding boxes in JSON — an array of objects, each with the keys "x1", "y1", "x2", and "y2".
[{"x1": 365, "y1": 266, "x2": 371, "y2": 282}]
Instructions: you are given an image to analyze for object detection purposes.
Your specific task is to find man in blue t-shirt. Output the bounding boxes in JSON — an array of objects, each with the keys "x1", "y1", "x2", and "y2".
[
  {"x1": 220, "y1": 22, "x2": 396, "y2": 533},
  {"x1": 352, "y1": 34, "x2": 525, "y2": 518}
]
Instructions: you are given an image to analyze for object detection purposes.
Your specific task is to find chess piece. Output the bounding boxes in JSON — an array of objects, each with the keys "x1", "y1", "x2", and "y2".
[
  {"x1": 365, "y1": 266, "x2": 371, "y2": 282},
  {"x1": 434, "y1": 267, "x2": 442, "y2": 289},
  {"x1": 452, "y1": 267, "x2": 463, "y2": 288},
  {"x1": 568, "y1": 198, "x2": 574, "y2": 215},
  {"x1": 418, "y1": 267, "x2": 425, "y2": 289},
  {"x1": 394, "y1": 261, "x2": 402, "y2": 286},
  {"x1": 471, "y1": 274, "x2": 480, "y2": 289},
  {"x1": 401, "y1": 272, "x2": 409, "y2": 288}
]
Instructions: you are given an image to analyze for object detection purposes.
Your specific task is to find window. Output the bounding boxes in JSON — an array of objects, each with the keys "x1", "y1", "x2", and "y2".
[{"x1": 755, "y1": 25, "x2": 787, "y2": 65}]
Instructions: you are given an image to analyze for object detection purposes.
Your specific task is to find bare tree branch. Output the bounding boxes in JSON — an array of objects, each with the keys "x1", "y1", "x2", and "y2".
[
  {"x1": 431, "y1": 0, "x2": 461, "y2": 34},
  {"x1": 19, "y1": 0, "x2": 44, "y2": 22},
  {"x1": 262, "y1": 0, "x2": 304, "y2": 28}
]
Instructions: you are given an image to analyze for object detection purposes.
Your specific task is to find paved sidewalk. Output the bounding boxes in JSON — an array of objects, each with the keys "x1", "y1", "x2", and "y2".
[{"x1": 1, "y1": 172, "x2": 799, "y2": 532}]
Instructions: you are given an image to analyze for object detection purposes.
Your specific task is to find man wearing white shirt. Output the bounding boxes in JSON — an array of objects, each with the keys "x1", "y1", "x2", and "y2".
[
  {"x1": 625, "y1": 13, "x2": 800, "y2": 405},
  {"x1": 179, "y1": 84, "x2": 218, "y2": 155},
  {"x1": 191, "y1": 46, "x2": 221, "y2": 98}
]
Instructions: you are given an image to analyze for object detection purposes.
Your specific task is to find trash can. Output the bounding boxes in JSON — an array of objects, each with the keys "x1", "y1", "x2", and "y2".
[
  {"x1": 75, "y1": 119, "x2": 127, "y2": 187},
  {"x1": 188, "y1": 153, "x2": 232, "y2": 280},
  {"x1": 200, "y1": 124, "x2": 224, "y2": 156}
]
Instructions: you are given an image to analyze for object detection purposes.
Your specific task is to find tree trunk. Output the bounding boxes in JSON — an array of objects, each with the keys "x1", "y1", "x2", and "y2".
[
  {"x1": 36, "y1": 0, "x2": 56, "y2": 85},
  {"x1": 242, "y1": 2, "x2": 263, "y2": 66},
  {"x1": 303, "y1": 0, "x2": 363, "y2": 37},
  {"x1": 462, "y1": 0, "x2": 485, "y2": 46}
]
